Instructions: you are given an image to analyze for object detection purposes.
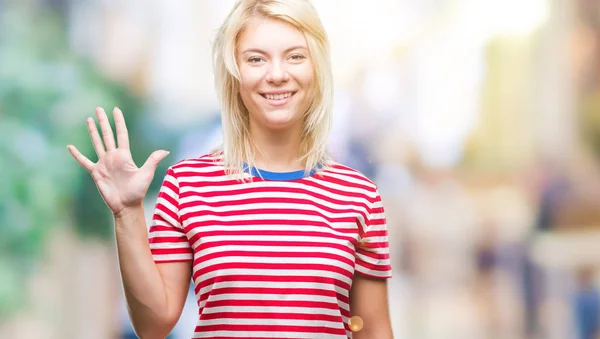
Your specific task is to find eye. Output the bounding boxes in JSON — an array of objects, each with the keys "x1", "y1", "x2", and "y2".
[
  {"x1": 289, "y1": 54, "x2": 306, "y2": 61},
  {"x1": 247, "y1": 56, "x2": 264, "y2": 63}
]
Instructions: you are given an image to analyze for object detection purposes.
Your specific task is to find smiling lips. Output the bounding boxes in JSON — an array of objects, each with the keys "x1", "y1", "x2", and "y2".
[{"x1": 260, "y1": 91, "x2": 296, "y2": 106}]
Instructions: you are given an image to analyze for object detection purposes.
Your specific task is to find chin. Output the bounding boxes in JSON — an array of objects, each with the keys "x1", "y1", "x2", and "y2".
[
  {"x1": 260, "y1": 109, "x2": 296, "y2": 124},
  {"x1": 261, "y1": 113, "x2": 301, "y2": 130}
]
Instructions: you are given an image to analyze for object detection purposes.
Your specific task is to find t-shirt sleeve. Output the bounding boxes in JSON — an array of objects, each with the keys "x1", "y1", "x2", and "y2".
[
  {"x1": 355, "y1": 187, "x2": 392, "y2": 278},
  {"x1": 148, "y1": 167, "x2": 193, "y2": 263}
]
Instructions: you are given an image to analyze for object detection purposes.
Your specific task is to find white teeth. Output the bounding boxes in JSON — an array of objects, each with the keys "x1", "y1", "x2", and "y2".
[{"x1": 265, "y1": 92, "x2": 292, "y2": 100}]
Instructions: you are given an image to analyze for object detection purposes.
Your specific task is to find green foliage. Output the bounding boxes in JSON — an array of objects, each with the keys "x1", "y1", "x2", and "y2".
[{"x1": 0, "y1": 4, "x2": 158, "y2": 318}]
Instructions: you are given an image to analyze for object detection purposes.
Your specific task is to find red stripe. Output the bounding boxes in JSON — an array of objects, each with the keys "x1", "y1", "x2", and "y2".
[
  {"x1": 150, "y1": 247, "x2": 192, "y2": 255},
  {"x1": 209, "y1": 286, "x2": 338, "y2": 297},
  {"x1": 180, "y1": 196, "x2": 368, "y2": 218},
  {"x1": 183, "y1": 219, "x2": 361, "y2": 236},
  {"x1": 194, "y1": 274, "x2": 351, "y2": 295},
  {"x1": 148, "y1": 224, "x2": 178, "y2": 232},
  {"x1": 177, "y1": 169, "x2": 227, "y2": 177},
  {"x1": 188, "y1": 230, "x2": 357, "y2": 248},
  {"x1": 200, "y1": 311, "x2": 342, "y2": 322},
  {"x1": 355, "y1": 258, "x2": 391, "y2": 273},
  {"x1": 154, "y1": 203, "x2": 178, "y2": 223},
  {"x1": 356, "y1": 248, "x2": 390, "y2": 260},
  {"x1": 193, "y1": 262, "x2": 353, "y2": 282},
  {"x1": 201, "y1": 287, "x2": 350, "y2": 306},
  {"x1": 191, "y1": 240, "x2": 356, "y2": 254},
  {"x1": 203, "y1": 299, "x2": 340, "y2": 310},
  {"x1": 181, "y1": 184, "x2": 377, "y2": 203},
  {"x1": 194, "y1": 324, "x2": 347, "y2": 335},
  {"x1": 193, "y1": 251, "x2": 355, "y2": 268}
]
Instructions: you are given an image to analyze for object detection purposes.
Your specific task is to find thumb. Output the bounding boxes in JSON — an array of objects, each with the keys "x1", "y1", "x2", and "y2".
[{"x1": 142, "y1": 150, "x2": 170, "y2": 173}]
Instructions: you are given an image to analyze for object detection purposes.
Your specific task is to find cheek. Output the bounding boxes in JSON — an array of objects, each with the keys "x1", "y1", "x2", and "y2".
[
  {"x1": 296, "y1": 64, "x2": 315, "y2": 91},
  {"x1": 239, "y1": 66, "x2": 264, "y2": 91}
]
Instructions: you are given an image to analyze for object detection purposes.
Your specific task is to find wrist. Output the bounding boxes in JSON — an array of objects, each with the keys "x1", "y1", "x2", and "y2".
[{"x1": 113, "y1": 203, "x2": 144, "y2": 221}]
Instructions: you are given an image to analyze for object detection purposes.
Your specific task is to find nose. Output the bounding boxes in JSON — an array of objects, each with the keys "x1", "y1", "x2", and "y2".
[{"x1": 265, "y1": 60, "x2": 289, "y2": 85}]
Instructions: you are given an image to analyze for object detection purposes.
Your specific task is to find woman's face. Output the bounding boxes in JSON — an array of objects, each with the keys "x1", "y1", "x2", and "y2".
[{"x1": 237, "y1": 17, "x2": 315, "y2": 134}]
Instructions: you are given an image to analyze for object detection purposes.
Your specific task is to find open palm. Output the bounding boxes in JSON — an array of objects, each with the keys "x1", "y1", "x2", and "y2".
[{"x1": 67, "y1": 107, "x2": 169, "y2": 215}]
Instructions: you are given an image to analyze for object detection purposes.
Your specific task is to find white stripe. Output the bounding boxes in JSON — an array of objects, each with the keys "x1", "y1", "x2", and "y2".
[
  {"x1": 198, "y1": 281, "x2": 349, "y2": 298},
  {"x1": 162, "y1": 172, "x2": 179, "y2": 186},
  {"x1": 174, "y1": 165, "x2": 225, "y2": 174},
  {"x1": 193, "y1": 330, "x2": 347, "y2": 338},
  {"x1": 188, "y1": 225, "x2": 358, "y2": 243},
  {"x1": 189, "y1": 234, "x2": 353, "y2": 248},
  {"x1": 360, "y1": 235, "x2": 389, "y2": 244},
  {"x1": 322, "y1": 164, "x2": 369, "y2": 178},
  {"x1": 148, "y1": 230, "x2": 185, "y2": 238},
  {"x1": 149, "y1": 242, "x2": 190, "y2": 250},
  {"x1": 194, "y1": 317, "x2": 341, "y2": 328},
  {"x1": 154, "y1": 197, "x2": 180, "y2": 228},
  {"x1": 180, "y1": 191, "x2": 369, "y2": 213},
  {"x1": 180, "y1": 180, "x2": 377, "y2": 202},
  {"x1": 180, "y1": 188, "x2": 374, "y2": 211},
  {"x1": 153, "y1": 253, "x2": 192, "y2": 261},
  {"x1": 317, "y1": 171, "x2": 377, "y2": 190},
  {"x1": 370, "y1": 212, "x2": 386, "y2": 220},
  {"x1": 184, "y1": 211, "x2": 360, "y2": 225},
  {"x1": 194, "y1": 244, "x2": 355, "y2": 263},
  {"x1": 193, "y1": 268, "x2": 353, "y2": 289},
  {"x1": 305, "y1": 177, "x2": 378, "y2": 199},
  {"x1": 199, "y1": 293, "x2": 342, "y2": 310},
  {"x1": 201, "y1": 305, "x2": 343, "y2": 316},
  {"x1": 355, "y1": 253, "x2": 391, "y2": 266},
  {"x1": 179, "y1": 190, "x2": 371, "y2": 209},
  {"x1": 181, "y1": 202, "x2": 367, "y2": 221},
  {"x1": 364, "y1": 223, "x2": 387, "y2": 233},
  {"x1": 355, "y1": 265, "x2": 391, "y2": 278},
  {"x1": 373, "y1": 200, "x2": 384, "y2": 209},
  {"x1": 195, "y1": 256, "x2": 354, "y2": 274},
  {"x1": 150, "y1": 220, "x2": 177, "y2": 228}
]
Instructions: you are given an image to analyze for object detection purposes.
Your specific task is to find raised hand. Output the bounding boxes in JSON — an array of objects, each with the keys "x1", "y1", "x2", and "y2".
[{"x1": 67, "y1": 107, "x2": 170, "y2": 215}]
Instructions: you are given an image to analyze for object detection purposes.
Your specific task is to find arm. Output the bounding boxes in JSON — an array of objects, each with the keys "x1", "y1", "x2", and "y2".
[
  {"x1": 351, "y1": 184, "x2": 393, "y2": 338},
  {"x1": 115, "y1": 205, "x2": 192, "y2": 339},
  {"x1": 349, "y1": 274, "x2": 393, "y2": 339},
  {"x1": 67, "y1": 107, "x2": 191, "y2": 339}
]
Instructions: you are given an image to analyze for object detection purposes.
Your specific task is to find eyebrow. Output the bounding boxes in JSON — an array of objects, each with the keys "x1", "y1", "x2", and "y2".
[{"x1": 240, "y1": 45, "x2": 308, "y2": 54}]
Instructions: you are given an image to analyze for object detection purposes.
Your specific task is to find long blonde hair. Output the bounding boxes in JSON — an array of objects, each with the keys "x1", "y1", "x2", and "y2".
[{"x1": 211, "y1": 0, "x2": 334, "y2": 178}]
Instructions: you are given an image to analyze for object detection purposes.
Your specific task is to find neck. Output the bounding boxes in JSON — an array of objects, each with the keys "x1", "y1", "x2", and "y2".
[{"x1": 248, "y1": 122, "x2": 304, "y2": 172}]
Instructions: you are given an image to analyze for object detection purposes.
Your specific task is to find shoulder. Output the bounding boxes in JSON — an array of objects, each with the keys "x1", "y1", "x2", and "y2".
[
  {"x1": 316, "y1": 161, "x2": 380, "y2": 194},
  {"x1": 167, "y1": 152, "x2": 225, "y2": 177}
]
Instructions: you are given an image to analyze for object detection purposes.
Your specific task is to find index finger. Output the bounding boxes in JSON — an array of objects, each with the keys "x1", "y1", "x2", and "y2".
[{"x1": 113, "y1": 107, "x2": 130, "y2": 150}]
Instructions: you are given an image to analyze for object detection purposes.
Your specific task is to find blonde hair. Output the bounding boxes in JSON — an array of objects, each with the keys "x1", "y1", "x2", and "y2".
[{"x1": 211, "y1": 0, "x2": 333, "y2": 179}]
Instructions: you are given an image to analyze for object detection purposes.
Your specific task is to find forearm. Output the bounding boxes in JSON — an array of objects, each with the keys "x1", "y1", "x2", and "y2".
[
  {"x1": 114, "y1": 205, "x2": 172, "y2": 338},
  {"x1": 353, "y1": 326, "x2": 394, "y2": 339}
]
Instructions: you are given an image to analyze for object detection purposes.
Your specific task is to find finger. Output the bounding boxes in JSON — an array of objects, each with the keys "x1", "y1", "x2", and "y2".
[
  {"x1": 96, "y1": 107, "x2": 116, "y2": 151},
  {"x1": 67, "y1": 145, "x2": 95, "y2": 172},
  {"x1": 113, "y1": 107, "x2": 130, "y2": 150},
  {"x1": 87, "y1": 117, "x2": 106, "y2": 158},
  {"x1": 142, "y1": 150, "x2": 170, "y2": 173}
]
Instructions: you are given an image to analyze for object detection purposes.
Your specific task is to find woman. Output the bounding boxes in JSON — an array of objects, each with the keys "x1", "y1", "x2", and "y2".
[{"x1": 67, "y1": 0, "x2": 393, "y2": 338}]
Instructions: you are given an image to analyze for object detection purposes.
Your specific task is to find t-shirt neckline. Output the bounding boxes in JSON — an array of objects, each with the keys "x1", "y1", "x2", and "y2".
[{"x1": 243, "y1": 163, "x2": 316, "y2": 181}]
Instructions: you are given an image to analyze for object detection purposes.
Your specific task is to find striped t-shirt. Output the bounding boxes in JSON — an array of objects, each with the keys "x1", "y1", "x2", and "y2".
[{"x1": 148, "y1": 154, "x2": 391, "y2": 338}]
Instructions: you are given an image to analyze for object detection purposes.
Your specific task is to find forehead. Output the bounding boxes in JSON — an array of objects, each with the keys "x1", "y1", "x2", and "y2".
[{"x1": 237, "y1": 17, "x2": 307, "y2": 52}]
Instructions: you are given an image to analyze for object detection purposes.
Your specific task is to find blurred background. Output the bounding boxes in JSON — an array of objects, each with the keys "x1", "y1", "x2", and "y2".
[{"x1": 2, "y1": 0, "x2": 600, "y2": 338}]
